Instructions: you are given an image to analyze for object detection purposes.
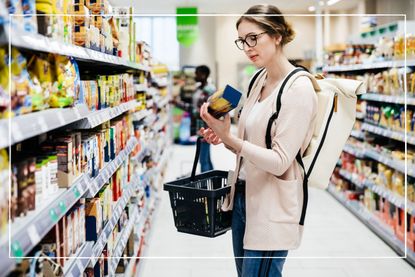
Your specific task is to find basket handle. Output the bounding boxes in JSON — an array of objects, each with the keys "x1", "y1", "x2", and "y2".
[{"x1": 191, "y1": 137, "x2": 203, "y2": 181}]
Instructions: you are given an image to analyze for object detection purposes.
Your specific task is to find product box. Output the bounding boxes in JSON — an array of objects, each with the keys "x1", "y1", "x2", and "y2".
[
  {"x1": 207, "y1": 85, "x2": 242, "y2": 119},
  {"x1": 70, "y1": 4, "x2": 90, "y2": 25},
  {"x1": 66, "y1": 212, "x2": 74, "y2": 256},
  {"x1": 85, "y1": 198, "x2": 102, "y2": 241}
]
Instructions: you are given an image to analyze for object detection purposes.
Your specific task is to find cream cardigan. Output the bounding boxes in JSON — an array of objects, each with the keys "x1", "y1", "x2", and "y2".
[{"x1": 223, "y1": 69, "x2": 318, "y2": 250}]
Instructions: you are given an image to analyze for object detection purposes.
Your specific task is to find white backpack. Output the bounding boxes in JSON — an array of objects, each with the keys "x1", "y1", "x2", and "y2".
[
  {"x1": 248, "y1": 67, "x2": 365, "y2": 189},
  {"x1": 246, "y1": 67, "x2": 365, "y2": 224}
]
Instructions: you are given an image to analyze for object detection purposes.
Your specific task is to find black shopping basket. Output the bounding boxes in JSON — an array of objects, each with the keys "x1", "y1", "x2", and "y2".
[{"x1": 164, "y1": 137, "x2": 232, "y2": 237}]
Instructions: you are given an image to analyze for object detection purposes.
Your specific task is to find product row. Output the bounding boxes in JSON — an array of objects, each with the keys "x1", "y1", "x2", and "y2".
[
  {"x1": 3, "y1": 0, "x2": 149, "y2": 64},
  {"x1": 330, "y1": 176, "x2": 415, "y2": 252},
  {"x1": 7, "y1": 115, "x2": 134, "y2": 221},
  {"x1": 340, "y1": 141, "x2": 414, "y2": 200},
  {"x1": 0, "y1": 47, "x2": 143, "y2": 118},
  {"x1": 329, "y1": 67, "x2": 415, "y2": 96},
  {"x1": 365, "y1": 103, "x2": 415, "y2": 134},
  {"x1": 325, "y1": 34, "x2": 415, "y2": 66}
]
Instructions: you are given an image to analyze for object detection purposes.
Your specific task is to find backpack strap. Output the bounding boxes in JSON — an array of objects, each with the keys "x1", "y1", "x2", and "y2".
[
  {"x1": 247, "y1": 67, "x2": 266, "y2": 99},
  {"x1": 264, "y1": 67, "x2": 309, "y2": 226},
  {"x1": 296, "y1": 151, "x2": 308, "y2": 226},
  {"x1": 265, "y1": 68, "x2": 306, "y2": 148},
  {"x1": 238, "y1": 68, "x2": 266, "y2": 119}
]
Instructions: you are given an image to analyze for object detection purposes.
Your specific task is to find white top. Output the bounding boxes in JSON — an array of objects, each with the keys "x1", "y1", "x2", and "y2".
[{"x1": 238, "y1": 95, "x2": 274, "y2": 180}]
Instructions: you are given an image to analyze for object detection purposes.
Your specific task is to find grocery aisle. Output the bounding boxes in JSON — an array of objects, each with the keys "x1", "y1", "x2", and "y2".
[{"x1": 138, "y1": 142, "x2": 415, "y2": 277}]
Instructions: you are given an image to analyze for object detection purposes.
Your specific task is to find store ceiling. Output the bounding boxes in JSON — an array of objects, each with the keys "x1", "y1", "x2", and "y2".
[{"x1": 111, "y1": 0, "x2": 362, "y2": 14}]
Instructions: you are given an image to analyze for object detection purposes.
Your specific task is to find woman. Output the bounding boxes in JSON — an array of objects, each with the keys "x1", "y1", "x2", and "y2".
[{"x1": 199, "y1": 4, "x2": 317, "y2": 277}]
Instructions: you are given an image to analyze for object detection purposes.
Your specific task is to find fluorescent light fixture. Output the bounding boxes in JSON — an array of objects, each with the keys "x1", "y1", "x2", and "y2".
[
  {"x1": 308, "y1": 6, "x2": 316, "y2": 12},
  {"x1": 327, "y1": 0, "x2": 341, "y2": 6}
]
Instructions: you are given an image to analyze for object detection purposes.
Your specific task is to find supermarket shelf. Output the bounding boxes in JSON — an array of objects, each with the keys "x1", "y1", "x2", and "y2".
[
  {"x1": 339, "y1": 169, "x2": 365, "y2": 189},
  {"x1": 1, "y1": 174, "x2": 90, "y2": 273},
  {"x1": 350, "y1": 129, "x2": 365, "y2": 140},
  {"x1": 323, "y1": 59, "x2": 415, "y2": 72},
  {"x1": 154, "y1": 116, "x2": 169, "y2": 133},
  {"x1": 343, "y1": 143, "x2": 366, "y2": 159},
  {"x1": 108, "y1": 206, "x2": 139, "y2": 276},
  {"x1": 3, "y1": 27, "x2": 150, "y2": 72},
  {"x1": 0, "y1": 104, "x2": 89, "y2": 149},
  {"x1": 361, "y1": 93, "x2": 415, "y2": 106},
  {"x1": 144, "y1": 113, "x2": 157, "y2": 127},
  {"x1": 0, "y1": 101, "x2": 139, "y2": 149},
  {"x1": 132, "y1": 110, "x2": 151, "y2": 122},
  {"x1": 63, "y1": 241, "x2": 94, "y2": 277},
  {"x1": 328, "y1": 185, "x2": 415, "y2": 267},
  {"x1": 121, "y1": 205, "x2": 149, "y2": 277},
  {"x1": 362, "y1": 179, "x2": 415, "y2": 215},
  {"x1": 337, "y1": 169, "x2": 415, "y2": 215},
  {"x1": 131, "y1": 146, "x2": 150, "y2": 164},
  {"x1": 365, "y1": 148, "x2": 415, "y2": 178},
  {"x1": 71, "y1": 101, "x2": 138, "y2": 129},
  {"x1": 90, "y1": 174, "x2": 141, "y2": 267},
  {"x1": 362, "y1": 122, "x2": 415, "y2": 145},
  {"x1": 87, "y1": 137, "x2": 138, "y2": 197},
  {"x1": 134, "y1": 84, "x2": 148, "y2": 92}
]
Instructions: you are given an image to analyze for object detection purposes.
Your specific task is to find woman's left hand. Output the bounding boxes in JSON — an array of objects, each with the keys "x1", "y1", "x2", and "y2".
[{"x1": 199, "y1": 103, "x2": 231, "y2": 141}]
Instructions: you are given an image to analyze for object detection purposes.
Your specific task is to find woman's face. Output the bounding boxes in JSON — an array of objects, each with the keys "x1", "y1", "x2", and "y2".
[{"x1": 237, "y1": 20, "x2": 280, "y2": 68}]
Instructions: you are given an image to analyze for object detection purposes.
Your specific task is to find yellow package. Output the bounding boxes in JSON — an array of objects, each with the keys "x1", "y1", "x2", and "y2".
[{"x1": 69, "y1": 4, "x2": 90, "y2": 25}]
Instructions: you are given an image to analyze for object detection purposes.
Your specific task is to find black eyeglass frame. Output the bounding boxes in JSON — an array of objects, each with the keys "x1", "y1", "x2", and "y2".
[{"x1": 234, "y1": 31, "x2": 268, "y2": 50}]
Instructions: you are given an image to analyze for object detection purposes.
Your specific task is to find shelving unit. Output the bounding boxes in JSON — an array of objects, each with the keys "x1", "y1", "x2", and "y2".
[
  {"x1": 0, "y1": 7, "x2": 172, "y2": 275},
  {"x1": 89, "y1": 173, "x2": 144, "y2": 268},
  {"x1": 361, "y1": 93, "x2": 415, "y2": 106},
  {"x1": 328, "y1": 185, "x2": 415, "y2": 267},
  {"x1": 327, "y1": 23, "x2": 415, "y2": 268},
  {"x1": 361, "y1": 122, "x2": 415, "y2": 145},
  {"x1": 63, "y1": 242, "x2": 94, "y2": 277},
  {"x1": 1, "y1": 27, "x2": 150, "y2": 73},
  {"x1": 323, "y1": 59, "x2": 415, "y2": 72}
]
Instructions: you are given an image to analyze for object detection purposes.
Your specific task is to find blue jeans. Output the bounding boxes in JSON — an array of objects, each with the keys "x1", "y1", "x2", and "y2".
[
  {"x1": 199, "y1": 141, "x2": 213, "y2": 172},
  {"x1": 232, "y1": 191, "x2": 288, "y2": 277}
]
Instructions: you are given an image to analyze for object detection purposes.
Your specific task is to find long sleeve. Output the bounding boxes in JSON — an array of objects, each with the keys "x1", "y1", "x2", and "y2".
[{"x1": 239, "y1": 77, "x2": 317, "y2": 176}]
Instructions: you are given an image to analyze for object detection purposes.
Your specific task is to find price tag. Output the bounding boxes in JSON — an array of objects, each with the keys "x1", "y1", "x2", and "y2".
[
  {"x1": 57, "y1": 112, "x2": 65, "y2": 125},
  {"x1": 74, "y1": 108, "x2": 81, "y2": 119},
  {"x1": 27, "y1": 225, "x2": 41, "y2": 246}
]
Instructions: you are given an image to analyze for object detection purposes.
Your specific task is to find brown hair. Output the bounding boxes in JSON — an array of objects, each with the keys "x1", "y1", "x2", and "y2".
[{"x1": 236, "y1": 5, "x2": 295, "y2": 46}]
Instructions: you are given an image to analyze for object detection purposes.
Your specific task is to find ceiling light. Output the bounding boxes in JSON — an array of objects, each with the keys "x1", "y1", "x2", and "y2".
[
  {"x1": 308, "y1": 6, "x2": 316, "y2": 12},
  {"x1": 319, "y1": 1, "x2": 325, "y2": 6},
  {"x1": 327, "y1": 0, "x2": 341, "y2": 6}
]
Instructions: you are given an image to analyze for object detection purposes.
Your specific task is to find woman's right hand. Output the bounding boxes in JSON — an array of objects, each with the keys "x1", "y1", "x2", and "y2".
[{"x1": 199, "y1": 127, "x2": 223, "y2": 145}]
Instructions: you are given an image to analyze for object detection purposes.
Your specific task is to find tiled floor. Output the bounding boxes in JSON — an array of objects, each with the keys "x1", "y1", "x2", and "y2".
[{"x1": 137, "y1": 143, "x2": 415, "y2": 277}]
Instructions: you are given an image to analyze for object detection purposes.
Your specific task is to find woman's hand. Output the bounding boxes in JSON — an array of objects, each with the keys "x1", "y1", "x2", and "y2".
[
  {"x1": 199, "y1": 127, "x2": 223, "y2": 145},
  {"x1": 199, "y1": 103, "x2": 231, "y2": 141},
  {"x1": 199, "y1": 103, "x2": 243, "y2": 153}
]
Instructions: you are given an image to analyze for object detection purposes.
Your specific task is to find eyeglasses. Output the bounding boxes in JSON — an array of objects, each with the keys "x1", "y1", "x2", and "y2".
[{"x1": 234, "y1": 32, "x2": 268, "y2": 50}]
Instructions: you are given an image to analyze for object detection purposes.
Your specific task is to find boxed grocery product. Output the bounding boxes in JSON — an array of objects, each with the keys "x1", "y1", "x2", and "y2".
[
  {"x1": 21, "y1": 0, "x2": 38, "y2": 33},
  {"x1": 35, "y1": 0, "x2": 53, "y2": 37},
  {"x1": 207, "y1": 85, "x2": 242, "y2": 119},
  {"x1": 87, "y1": 0, "x2": 104, "y2": 14},
  {"x1": 66, "y1": 211, "x2": 74, "y2": 256},
  {"x1": 85, "y1": 198, "x2": 102, "y2": 241},
  {"x1": 69, "y1": 4, "x2": 90, "y2": 25}
]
